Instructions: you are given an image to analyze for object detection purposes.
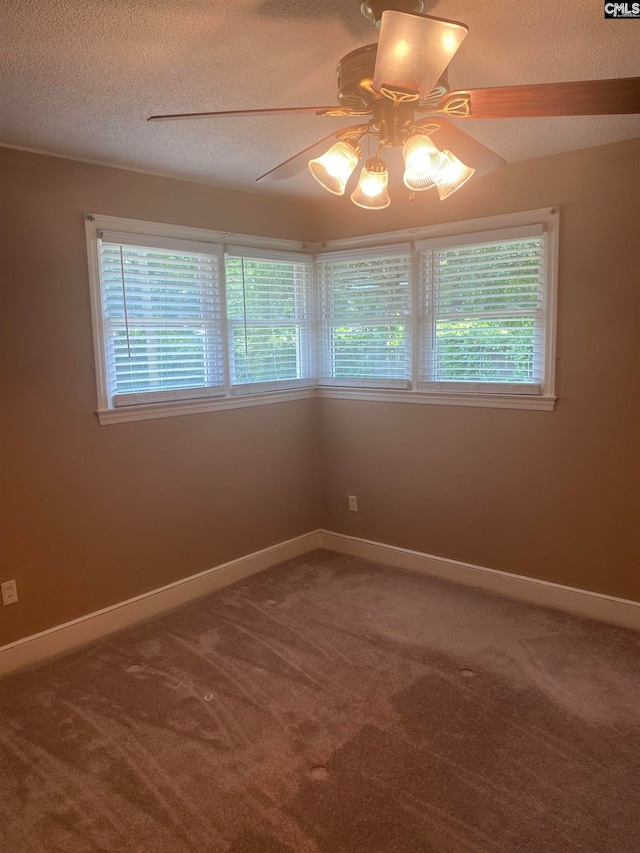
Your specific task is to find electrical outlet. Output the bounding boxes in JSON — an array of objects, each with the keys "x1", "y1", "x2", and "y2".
[
  {"x1": 1, "y1": 580, "x2": 18, "y2": 606},
  {"x1": 348, "y1": 495, "x2": 358, "y2": 512}
]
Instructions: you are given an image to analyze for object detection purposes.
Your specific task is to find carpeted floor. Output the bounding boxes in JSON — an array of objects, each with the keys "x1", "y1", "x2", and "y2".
[{"x1": 0, "y1": 550, "x2": 639, "y2": 852}]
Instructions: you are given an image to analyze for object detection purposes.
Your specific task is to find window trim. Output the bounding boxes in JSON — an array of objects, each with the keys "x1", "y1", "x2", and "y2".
[{"x1": 85, "y1": 208, "x2": 558, "y2": 424}]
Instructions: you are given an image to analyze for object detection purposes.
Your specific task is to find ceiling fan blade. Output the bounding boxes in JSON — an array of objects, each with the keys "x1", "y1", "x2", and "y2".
[
  {"x1": 147, "y1": 106, "x2": 354, "y2": 122},
  {"x1": 437, "y1": 77, "x2": 640, "y2": 119},
  {"x1": 373, "y1": 11, "x2": 468, "y2": 100},
  {"x1": 256, "y1": 130, "x2": 354, "y2": 182},
  {"x1": 417, "y1": 117, "x2": 507, "y2": 178}
]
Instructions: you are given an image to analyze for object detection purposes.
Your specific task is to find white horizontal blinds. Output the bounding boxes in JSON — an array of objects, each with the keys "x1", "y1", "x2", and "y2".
[
  {"x1": 317, "y1": 245, "x2": 412, "y2": 387},
  {"x1": 225, "y1": 248, "x2": 313, "y2": 393},
  {"x1": 418, "y1": 225, "x2": 546, "y2": 393},
  {"x1": 98, "y1": 234, "x2": 224, "y2": 406}
]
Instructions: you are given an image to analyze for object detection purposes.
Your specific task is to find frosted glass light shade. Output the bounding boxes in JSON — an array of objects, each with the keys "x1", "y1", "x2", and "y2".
[
  {"x1": 402, "y1": 134, "x2": 441, "y2": 191},
  {"x1": 350, "y1": 158, "x2": 391, "y2": 210},
  {"x1": 433, "y1": 149, "x2": 475, "y2": 200},
  {"x1": 373, "y1": 11, "x2": 468, "y2": 100},
  {"x1": 309, "y1": 141, "x2": 360, "y2": 195}
]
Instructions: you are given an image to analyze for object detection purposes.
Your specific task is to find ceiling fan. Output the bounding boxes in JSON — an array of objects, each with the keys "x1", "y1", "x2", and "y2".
[{"x1": 148, "y1": 0, "x2": 640, "y2": 209}]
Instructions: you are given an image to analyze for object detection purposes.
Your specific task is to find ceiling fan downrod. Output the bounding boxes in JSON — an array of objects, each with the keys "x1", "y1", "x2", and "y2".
[{"x1": 371, "y1": 100, "x2": 416, "y2": 146}]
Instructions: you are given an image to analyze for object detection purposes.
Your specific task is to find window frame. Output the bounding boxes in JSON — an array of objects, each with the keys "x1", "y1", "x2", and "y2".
[
  {"x1": 224, "y1": 245, "x2": 315, "y2": 396},
  {"x1": 315, "y1": 206, "x2": 558, "y2": 411},
  {"x1": 415, "y1": 222, "x2": 548, "y2": 395},
  {"x1": 85, "y1": 214, "x2": 315, "y2": 424},
  {"x1": 97, "y1": 230, "x2": 227, "y2": 407},
  {"x1": 316, "y1": 243, "x2": 414, "y2": 390},
  {"x1": 85, "y1": 208, "x2": 558, "y2": 424}
]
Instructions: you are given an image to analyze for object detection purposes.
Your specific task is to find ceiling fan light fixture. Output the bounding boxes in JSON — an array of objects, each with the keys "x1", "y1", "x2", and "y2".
[
  {"x1": 402, "y1": 133, "x2": 441, "y2": 191},
  {"x1": 308, "y1": 140, "x2": 361, "y2": 195},
  {"x1": 433, "y1": 148, "x2": 475, "y2": 200},
  {"x1": 350, "y1": 156, "x2": 391, "y2": 209}
]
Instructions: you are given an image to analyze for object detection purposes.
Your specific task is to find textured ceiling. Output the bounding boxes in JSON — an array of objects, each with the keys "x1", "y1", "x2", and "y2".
[{"x1": 1, "y1": 0, "x2": 639, "y2": 199}]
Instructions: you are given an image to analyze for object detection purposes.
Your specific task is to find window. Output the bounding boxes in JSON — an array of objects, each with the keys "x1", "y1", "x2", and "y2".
[
  {"x1": 417, "y1": 224, "x2": 547, "y2": 394},
  {"x1": 317, "y1": 246, "x2": 413, "y2": 388},
  {"x1": 86, "y1": 208, "x2": 557, "y2": 423},
  {"x1": 97, "y1": 231, "x2": 225, "y2": 406},
  {"x1": 225, "y1": 248, "x2": 313, "y2": 393},
  {"x1": 86, "y1": 217, "x2": 315, "y2": 421}
]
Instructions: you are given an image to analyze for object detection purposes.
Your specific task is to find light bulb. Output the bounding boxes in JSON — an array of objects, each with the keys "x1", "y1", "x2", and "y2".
[
  {"x1": 402, "y1": 134, "x2": 441, "y2": 191},
  {"x1": 308, "y1": 141, "x2": 360, "y2": 195},
  {"x1": 350, "y1": 157, "x2": 391, "y2": 210},
  {"x1": 433, "y1": 149, "x2": 475, "y2": 200},
  {"x1": 360, "y1": 173, "x2": 385, "y2": 196}
]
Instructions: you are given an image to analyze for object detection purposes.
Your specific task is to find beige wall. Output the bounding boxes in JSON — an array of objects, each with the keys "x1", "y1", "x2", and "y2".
[
  {"x1": 315, "y1": 140, "x2": 640, "y2": 602},
  {"x1": 1, "y1": 140, "x2": 639, "y2": 649},
  {"x1": 0, "y1": 148, "x2": 320, "y2": 646}
]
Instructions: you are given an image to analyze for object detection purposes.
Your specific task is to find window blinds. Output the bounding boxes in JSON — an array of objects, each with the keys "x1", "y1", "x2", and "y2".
[
  {"x1": 99, "y1": 234, "x2": 224, "y2": 405},
  {"x1": 93, "y1": 214, "x2": 553, "y2": 412},
  {"x1": 316, "y1": 246, "x2": 413, "y2": 387},
  {"x1": 417, "y1": 227, "x2": 546, "y2": 392},
  {"x1": 225, "y1": 248, "x2": 313, "y2": 393}
]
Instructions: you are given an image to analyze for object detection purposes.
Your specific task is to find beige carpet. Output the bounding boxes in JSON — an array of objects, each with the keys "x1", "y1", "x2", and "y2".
[{"x1": 0, "y1": 549, "x2": 639, "y2": 852}]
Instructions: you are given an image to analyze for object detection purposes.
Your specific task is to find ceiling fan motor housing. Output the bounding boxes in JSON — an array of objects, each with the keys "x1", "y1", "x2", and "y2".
[{"x1": 337, "y1": 44, "x2": 379, "y2": 110}]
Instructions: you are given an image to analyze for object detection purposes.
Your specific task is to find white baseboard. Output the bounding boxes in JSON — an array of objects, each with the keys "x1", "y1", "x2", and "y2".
[
  {"x1": 3, "y1": 528, "x2": 638, "y2": 678},
  {"x1": 319, "y1": 530, "x2": 640, "y2": 632},
  {"x1": 0, "y1": 531, "x2": 322, "y2": 678}
]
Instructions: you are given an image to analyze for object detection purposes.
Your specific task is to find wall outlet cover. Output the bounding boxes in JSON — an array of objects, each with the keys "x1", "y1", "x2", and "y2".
[{"x1": 1, "y1": 580, "x2": 18, "y2": 606}]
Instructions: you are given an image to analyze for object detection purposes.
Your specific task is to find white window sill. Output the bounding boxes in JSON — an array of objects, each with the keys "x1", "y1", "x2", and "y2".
[
  {"x1": 316, "y1": 386, "x2": 557, "y2": 411},
  {"x1": 96, "y1": 385, "x2": 556, "y2": 424},
  {"x1": 96, "y1": 387, "x2": 317, "y2": 424}
]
